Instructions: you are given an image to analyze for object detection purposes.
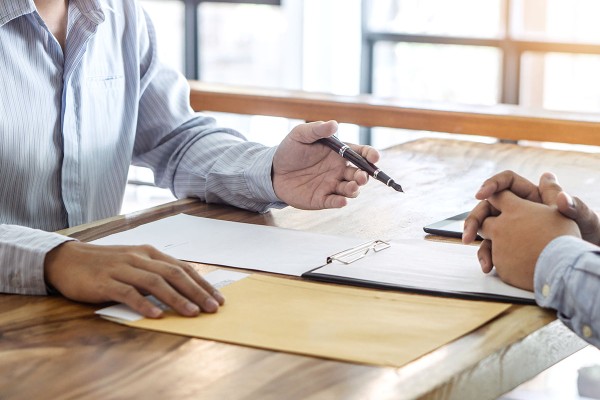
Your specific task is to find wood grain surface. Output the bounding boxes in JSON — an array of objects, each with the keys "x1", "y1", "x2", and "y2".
[{"x1": 2, "y1": 138, "x2": 597, "y2": 400}]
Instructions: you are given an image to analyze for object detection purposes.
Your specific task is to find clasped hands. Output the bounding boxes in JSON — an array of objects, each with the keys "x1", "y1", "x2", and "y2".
[
  {"x1": 462, "y1": 171, "x2": 600, "y2": 290},
  {"x1": 44, "y1": 120, "x2": 380, "y2": 318}
]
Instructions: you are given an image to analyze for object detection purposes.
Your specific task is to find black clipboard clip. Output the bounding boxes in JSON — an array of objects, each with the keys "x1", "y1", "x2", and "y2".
[{"x1": 327, "y1": 240, "x2": 391, "y2": 265}]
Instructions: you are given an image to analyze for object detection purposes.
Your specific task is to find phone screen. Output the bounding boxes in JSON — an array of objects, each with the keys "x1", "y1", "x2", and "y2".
[{"x1": 423, "y1": 212, "x2": 481, "y2": 240}]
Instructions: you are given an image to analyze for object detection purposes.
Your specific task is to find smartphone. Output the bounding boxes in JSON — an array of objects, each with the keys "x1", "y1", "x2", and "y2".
[{"x1": 423, "y1": 212, "x2": 482, "y2": 240}]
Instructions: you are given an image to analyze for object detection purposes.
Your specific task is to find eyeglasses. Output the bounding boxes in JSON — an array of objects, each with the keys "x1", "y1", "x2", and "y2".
[{"x1": 327, "y1": 240, "x2": 391, "y2": 265}]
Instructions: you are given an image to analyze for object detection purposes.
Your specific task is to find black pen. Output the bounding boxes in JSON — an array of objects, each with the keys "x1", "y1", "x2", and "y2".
[{"x1": 318, "y1": 136, "x2": 404, "y2": 193}]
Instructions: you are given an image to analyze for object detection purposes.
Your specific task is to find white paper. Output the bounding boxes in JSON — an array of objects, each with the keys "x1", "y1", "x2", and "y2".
[
  {"x1": 91, "y1": 214, "x2": 364, "y2": 276},
  {"x1": 310, "y1": 240, "x2": 535, "y2": 301},
  {"x1": 95, "y1": 270, "x2": 250, "y2": 322},
  {"x1": 92, "y1": 214, "x2": 535, "y2": 302}
]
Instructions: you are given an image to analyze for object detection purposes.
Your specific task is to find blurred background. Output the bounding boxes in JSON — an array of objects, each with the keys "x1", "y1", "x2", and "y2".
[
  {"x1": 126, "y1": 2, "x2": 600, "y2": 397},
  {"x1": 127, "y1": 0, "x2": 600, "y2": 213}
]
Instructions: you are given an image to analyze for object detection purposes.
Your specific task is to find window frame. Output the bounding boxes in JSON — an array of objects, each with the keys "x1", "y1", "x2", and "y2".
[{"x1": 359, "y1": 0, "x2": 600, "y2": 142}]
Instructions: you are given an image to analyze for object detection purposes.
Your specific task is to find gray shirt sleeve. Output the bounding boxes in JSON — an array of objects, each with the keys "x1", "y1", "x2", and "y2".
[
  {"x1": 534, "y1": 235, "x2": 600, "y2": 347},
  {"x1": 0, "y1": 225, "x2": 74, "y2": 295}
]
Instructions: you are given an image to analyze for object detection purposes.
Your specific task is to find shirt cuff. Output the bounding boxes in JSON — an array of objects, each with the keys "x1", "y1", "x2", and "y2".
[
  {"x1": 0, "y1": 226, "x2": 76, "y2": 295},
  {"x1": 534, "y1": 235, "x2": 599, "y2": 309},
  {"x1": 244, "y1": 145, "x2": 286, "y2": 213}
]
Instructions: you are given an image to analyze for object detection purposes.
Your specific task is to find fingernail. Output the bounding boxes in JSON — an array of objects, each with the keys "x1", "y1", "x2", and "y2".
[
  {"x1": 476, "y1": 183, "x2": 487, "y2": 198},
  {"x1": 542, "y1": 172, "x2": 558, "y2": 183},
  {"x1": 461, "y1": 222, "x2": 469, "y2": 243},
  {"x1": 213, "y1": 290, "x2": 225, "y2": 305},
  {"x1": 479, "y1": 257, "x2": 487, "y2": 271},
  {"x1": 185, "y1": 302, "x2": 200, "y2": 315},
  {"x1": 203, "y1": 297, "x2": 219, "y2": 313},
  {"x1": 564, "y1": 192, "x2": 575, "y2": 209},
  {"x1": 149, "y1": 306, "x2": 163, "y2": 318}
]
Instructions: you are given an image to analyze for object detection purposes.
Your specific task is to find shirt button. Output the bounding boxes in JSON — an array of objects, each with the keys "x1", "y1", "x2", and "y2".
[
  {"x1": 542, "y1": 284, "x2": 551, "y2": 297},
  {"x1": 583, "y1": 325, "x2": 593, "y2": 339}
]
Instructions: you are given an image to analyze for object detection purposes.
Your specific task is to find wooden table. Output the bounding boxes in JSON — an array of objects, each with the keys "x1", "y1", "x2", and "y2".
[{"x1": 2, "y1": 138, "x2": 598, "y2": 400}]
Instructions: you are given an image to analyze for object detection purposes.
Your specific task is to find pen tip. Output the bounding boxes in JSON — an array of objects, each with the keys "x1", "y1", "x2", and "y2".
[{"x1": 391, "y1": 183, "x2": 404, "y2": 193}]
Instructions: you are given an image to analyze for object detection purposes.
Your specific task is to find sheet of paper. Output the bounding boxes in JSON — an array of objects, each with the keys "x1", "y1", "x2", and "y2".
[
  {"x1": 308, "y1": 239, "x2": 535, "y2": 302},
  {"x1": 91, "y1": 214, "x2": 364, "y2": 277},
  {"x1": 96, "y1": 269, "x2": 249, "y2": 322},
  {"x1": 97, "y1": 274, "x2": 512, "y2": 368}
]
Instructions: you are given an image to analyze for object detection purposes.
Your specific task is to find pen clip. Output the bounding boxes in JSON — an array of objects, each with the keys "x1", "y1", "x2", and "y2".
[{"x1": 327, "y1": 240, "x2": 391, "y2": 265}]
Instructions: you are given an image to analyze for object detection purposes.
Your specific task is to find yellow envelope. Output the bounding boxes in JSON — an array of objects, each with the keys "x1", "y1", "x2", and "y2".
[{"x1": 124, "y1": 274, "x2": 509, "y2": 368}]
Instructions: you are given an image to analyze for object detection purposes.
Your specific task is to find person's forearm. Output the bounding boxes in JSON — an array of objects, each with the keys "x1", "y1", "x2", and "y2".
[
  {"x1": 535, "y1": 235, "x2": 600, "y2": 347},
  {"x1": 136, "y1": 123, "x2": 285, "y2": 212},
  {"x1": 174, "y1": 136, "x2": 285, "y2": 212}
]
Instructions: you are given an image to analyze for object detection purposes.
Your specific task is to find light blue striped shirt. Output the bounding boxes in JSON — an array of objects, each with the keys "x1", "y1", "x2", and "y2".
[
  {"x1": 535, "y1": 236, "x2": 600, "y2": 347},
  {"x1": 0, "y1": 0, "x2": 281, "y2": 295}
]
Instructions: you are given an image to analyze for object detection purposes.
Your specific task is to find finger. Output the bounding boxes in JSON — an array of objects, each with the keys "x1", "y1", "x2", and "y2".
[
  {"x1": 556, "y1": 191, "x2": 578, "y2": 220},
  {"x1": 343, "y1": 167, "x2": 369, "y2": 186},
  {"x1": 538, "y1": 172, "x2": 564, "y2": 207},
  {"x1": 125, "y1": 269, "x2": 202, "y2": 317},
  {"x1": 462, "y1": 200, "x2": 499, "y2": 244},
  {"x1": 102, "y1": 280, "x2": 165, "y2": 319},
  {"x1": 112, "y1": 262, "x2": 206, "y2": 317},
  {"x1": 336, "y1": 180, "x2": 361, "y2": 198},
  {"x1": 144, "y1": 246, "x2": 225, "y2": 305},
  {"x1": 558, "y1": 192, "x2": 600, "y2": 244},
  {"x1": 144, "y1": 260, "x2": 221, "y2": 313},
  {"x1": 475, "y1": 170, "x2": 541, "y2": 202},
  {"x1": 184, "y1": 266, "x2": 226, "y2": 305},
  {"x1": 348, "y1": 143, "x2": 381, "y2": 164},
  {"x1": 477, "y1": 239, "x2": 494, "y2": 273},
  {"x1": 291, "y1": 120, "x2": 339, "y2": 144},
  {"x1": 322, "y1": 194, "x2": 348, "y2": 209},
  {"x1": 485, "y1": 190, "x2": 521, "y2": 213},
  {"x1": 130, "y1": 254, "x2": 221, "y2": 314}
]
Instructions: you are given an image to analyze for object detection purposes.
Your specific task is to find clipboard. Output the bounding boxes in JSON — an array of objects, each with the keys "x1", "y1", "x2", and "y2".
[
  {"x1": 302, "y1": 239, "x2": 536, "y2": 305},
  {"x1": 92, "y1": 214, "x2": 536, "y2": 304}
]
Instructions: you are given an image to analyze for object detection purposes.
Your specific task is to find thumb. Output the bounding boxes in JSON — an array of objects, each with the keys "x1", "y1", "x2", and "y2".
[
  {"x1": 556, "y1": 191, "x2": 578, "y2": 220},
  {"x1": 538, "y1": 172, "x2": 564, "y2": 207},
  {"x1": 557, "y1": 192, "x2": 600, "y2": 245},
  {"x1": 290, "y1": 120, "x2": 338, "y2": 144}
]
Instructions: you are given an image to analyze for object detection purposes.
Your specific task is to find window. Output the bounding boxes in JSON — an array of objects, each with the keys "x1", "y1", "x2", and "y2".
[
  {"x1": 363, "y1": 0, "x2": 600, "y2": 108},
  {"x1": 362, "y1": 0, "x2": 600, "y2": 147}
]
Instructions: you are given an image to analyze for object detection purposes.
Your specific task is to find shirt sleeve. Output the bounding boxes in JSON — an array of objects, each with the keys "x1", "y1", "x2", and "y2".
[
  {"x1": 534, "y1": 235, "x2": 600, "y2": 347},
  {"x1": 0, "y1": 225, "x2": 74, "y2": 295},
  {"x1": 170, "y1": 132, "x2": 287, "y2": 213},
  {"x1": 131, "y1": 9, "x2": 285, "y2": 213}
]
